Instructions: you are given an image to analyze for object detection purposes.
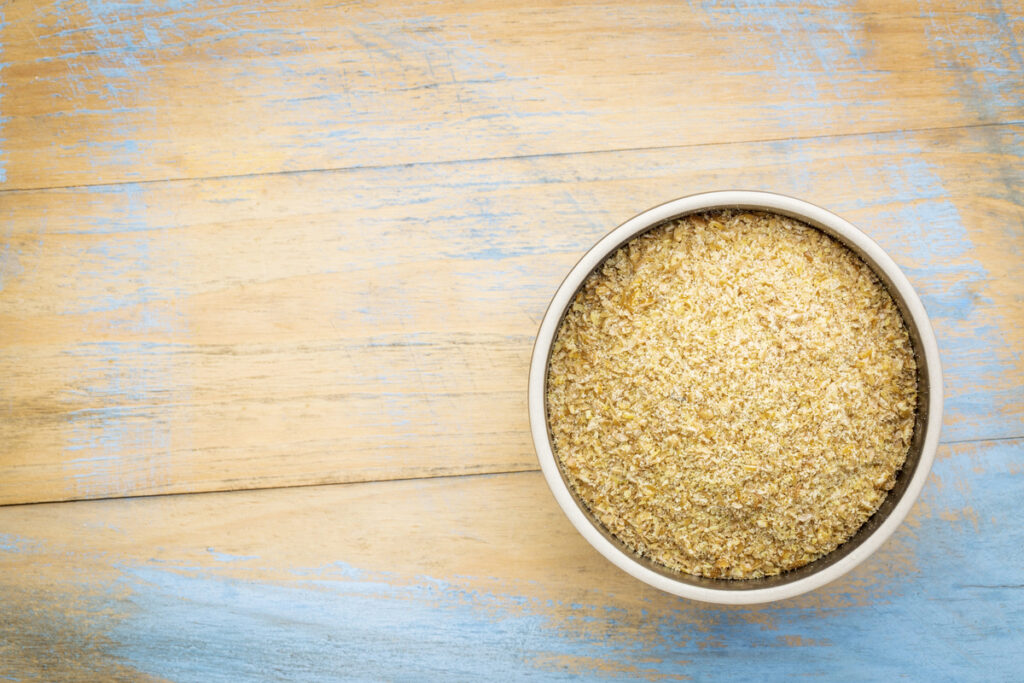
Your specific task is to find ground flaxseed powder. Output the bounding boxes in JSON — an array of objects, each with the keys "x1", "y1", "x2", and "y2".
[{"x1": 546, "y1": 210, "x2": 917, "y2": 579}]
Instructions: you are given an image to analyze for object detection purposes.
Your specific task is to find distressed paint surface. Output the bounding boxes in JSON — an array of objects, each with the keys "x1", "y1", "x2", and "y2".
[
  {"x1": 0, "y1": 0, "x2": 1022, "y2": 679},
  {"x1": 0, "y1": 0, "x2": 1022, "y2": 189},
  {"x1": 1, "y1": 124, "x2": 1022, "y2": 504},
  {"x1": 0, "y1": 439, "x2": 1022, "y2": 680}
]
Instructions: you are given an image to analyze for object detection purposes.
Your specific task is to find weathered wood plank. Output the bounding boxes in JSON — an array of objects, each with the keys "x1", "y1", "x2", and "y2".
[
  {"x1": 1, "y1": 124, "x2": 1021, "y2": 505},
  {"x1": 1, "y1": 438, "x2": 1021, "y2": 680},
  {"x1": 0, "y1": 0, "x2": 1021, "y2": 189}
]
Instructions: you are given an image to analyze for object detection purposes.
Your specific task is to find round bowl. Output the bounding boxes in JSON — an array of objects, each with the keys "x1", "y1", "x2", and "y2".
[{"x1": 528, "y1": 190, "x2": 942, "y2": 604}]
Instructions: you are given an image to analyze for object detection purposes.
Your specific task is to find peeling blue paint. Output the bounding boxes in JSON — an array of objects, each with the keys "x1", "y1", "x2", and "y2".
[
  {"x1": 919, "y1": 0, "x2": 1024, "y2": 120},
  {"x1": 0, "y1": 243, "x2": 21, "y2": 293},
  {"x1": 112, "y1": 438, "x2": 997, "y2": 680},
  {"x1": 290, "y1": 562, "x2": 368, "y2": 581},
  {"x1": 0, "y1": 534, "x2": 40, "y2": 554},
  {"x1": 35, "y1": 106, "x2": 158, "y2": 118},
  {"x1": 0, "y1": 8, "x2": 8, "y2": 184},
  {"x1": 207, "y1": 549, "x2": 260, "y2": 563},
  {"x1": 113, "y1": 565, "x2": 605, "y2": 681},
  {"x1": 141, "y1": 24, "x2": 163, "y2": 48},
  {"x1": 450, "y1": 245, "x2": 548, "y2": 261},
  {"x1": 44, "y1": 0, "x2": 241, "y2": 173},
  {"x1": 62, "y1": 342, "x2": 179, "y2": 497},
  {"x1": 856, "y1": 137, "x2": 1022, "y2": 442},
  {"x1": 0, "y1": 440, "x2": 1013, "y2": 680},
  {"x1": 0, "y1": 534, "x2": 24, "y2": 553},
  {"x1": 55, "y1": 182, "x2": 188, "y2": 497},
  {"x1": 694, "y1": 0, "x2": 877, "y2": 120}
]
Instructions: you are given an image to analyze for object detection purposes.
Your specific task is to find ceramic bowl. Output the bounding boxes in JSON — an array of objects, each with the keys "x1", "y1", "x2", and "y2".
[{"x1": 528, "y1": 190, "x2": 942, "y2": 604}]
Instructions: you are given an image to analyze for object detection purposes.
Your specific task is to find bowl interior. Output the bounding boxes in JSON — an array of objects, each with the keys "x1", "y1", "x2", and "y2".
[{"x1": 540, "y1": 203, "x2": 933, "y2": 592}]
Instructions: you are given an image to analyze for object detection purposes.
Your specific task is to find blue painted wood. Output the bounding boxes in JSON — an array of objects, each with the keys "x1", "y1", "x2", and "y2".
[
  {"x1": 0, "y1": 439, "x2": 1021, "y2": 680},
  {"x1": 1, "y1": 0, "x2": 1022, "y2": 679},
  {"x1": 1, "y1": 0, "x2": 1022, "y2": 189},
  {"x1": 5, "y1": 125, "x2": 1020, "y2": 496}
]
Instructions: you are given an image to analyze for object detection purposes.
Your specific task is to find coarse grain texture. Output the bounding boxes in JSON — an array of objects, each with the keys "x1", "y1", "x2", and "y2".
[{"x1": 546, "y1": 211, "x2": 918, "y2": 579}]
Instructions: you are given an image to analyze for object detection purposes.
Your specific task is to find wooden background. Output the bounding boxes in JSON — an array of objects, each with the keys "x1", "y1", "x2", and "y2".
[{"x1": 1, "y1": 0, "x2": 1022, "y2": 679}]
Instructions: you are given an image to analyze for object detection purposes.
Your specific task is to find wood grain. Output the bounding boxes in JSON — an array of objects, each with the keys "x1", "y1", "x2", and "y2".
[
  {"x1": 0, "y1": 0, "x2": 1022, "y2": 189},
  {"x1": 1, "y1": 437, "x2": 1021, "y2": 680},
  {"x1": 2, "y1": 123, "x2": 1022, "y2": 505},
  {"x1": 1, "y1": 0, "x2": 1021, "y2": 677}
]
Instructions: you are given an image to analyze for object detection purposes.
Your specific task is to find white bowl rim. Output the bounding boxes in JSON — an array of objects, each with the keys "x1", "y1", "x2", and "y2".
[{"x1": 528, "y1": 190, "x2": 943, "y2": 605}]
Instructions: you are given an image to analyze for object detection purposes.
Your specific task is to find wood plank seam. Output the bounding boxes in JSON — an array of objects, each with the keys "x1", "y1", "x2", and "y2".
[
  {"x1": 0, "y1": 119, "x2": 1020, "y2": 195},
  {"x1": 3, "y1": 122, "x2": 1019, "y2": 505},
  {"x1": 0, "y1": 466, "x2": 539, "y2": 509},
  {"x1": 2, "y1": 430, "x2": 1017, "y2": 510}
]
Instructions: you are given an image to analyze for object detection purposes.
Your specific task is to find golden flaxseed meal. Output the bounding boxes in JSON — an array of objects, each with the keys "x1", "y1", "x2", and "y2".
[{"x1": 546, "y1": 210, "x2": 917, "y2": 579}]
